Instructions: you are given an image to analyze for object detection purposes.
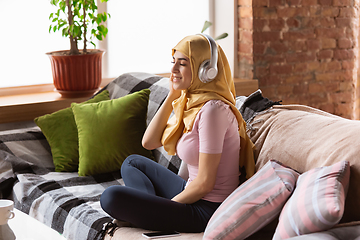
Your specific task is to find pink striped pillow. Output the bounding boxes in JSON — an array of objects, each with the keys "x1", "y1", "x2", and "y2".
[
  {"x1": 273, "y1": 161, "x2": 350, "y2": 240},
  {"x1": 203, "y1": 160, "x2": 299, "y2": 240}
]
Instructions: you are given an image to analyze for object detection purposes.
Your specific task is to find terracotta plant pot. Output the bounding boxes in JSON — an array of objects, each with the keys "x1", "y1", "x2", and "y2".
[{"x1": 46, "y1": 49, "x2": 104, "y2": 98}]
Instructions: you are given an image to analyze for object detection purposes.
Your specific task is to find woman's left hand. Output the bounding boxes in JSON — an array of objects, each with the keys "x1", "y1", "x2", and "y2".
[{"x1": 171, "y1": 153, "x2": 221, "y2": 204}]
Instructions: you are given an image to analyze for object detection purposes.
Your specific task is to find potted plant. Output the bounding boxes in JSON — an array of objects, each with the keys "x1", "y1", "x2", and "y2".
[{"x1": 47, "y1": 0, "x2": 110, "y2": 98}]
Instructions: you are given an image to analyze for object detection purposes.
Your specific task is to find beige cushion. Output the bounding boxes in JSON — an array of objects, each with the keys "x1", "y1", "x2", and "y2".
[{"x1": 249, "y1": 104, "x2": 360, "y2": 222}]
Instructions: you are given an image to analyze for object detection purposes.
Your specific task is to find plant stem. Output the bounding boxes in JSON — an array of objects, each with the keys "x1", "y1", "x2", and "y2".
[
  {"x1": 67, "y1": 0, "x2": 79, "y2": 55},
  {"x1": 83, "y1": 0, "x2": 87, "y2": 53}
]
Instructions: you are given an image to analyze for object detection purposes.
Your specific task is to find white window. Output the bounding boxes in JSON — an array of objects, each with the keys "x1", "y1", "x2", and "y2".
[
  {"x1": 0, "y1": 1, "x2": 235, "y2": 88},
  {"x1": 0, "y1": 0, "x2": 69, "y2": 88},
  {"x1": 104, "y1": 0, "x2": 209, "y2": 78}
]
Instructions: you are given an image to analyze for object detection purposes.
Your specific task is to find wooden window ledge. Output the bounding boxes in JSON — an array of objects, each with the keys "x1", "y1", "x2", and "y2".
[{"x1": 0, "y1": 77, "x2": 258, "y2": 124}]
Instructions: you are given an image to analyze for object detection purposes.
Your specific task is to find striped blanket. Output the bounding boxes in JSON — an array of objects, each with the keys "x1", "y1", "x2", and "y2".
[{"x1": 0, "y1": 72, "x2": 181, "y2": 240}]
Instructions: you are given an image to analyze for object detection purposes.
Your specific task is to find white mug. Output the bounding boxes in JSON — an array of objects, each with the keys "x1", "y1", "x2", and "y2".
[{"x1": 0, "y1": 200, "x2": 15, "y2": 225}]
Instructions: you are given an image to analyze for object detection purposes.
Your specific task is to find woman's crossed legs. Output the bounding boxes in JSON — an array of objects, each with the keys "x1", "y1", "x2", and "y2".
[{"x1": 100, "y1": 154, "x2": 220, "y2": 232}]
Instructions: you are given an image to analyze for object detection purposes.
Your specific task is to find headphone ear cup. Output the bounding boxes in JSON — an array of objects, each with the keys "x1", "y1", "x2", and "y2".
[
  {"x1": 198, "y1": 60, "x2": 210, "y2": 83},
  {"x1": 197, "y1": 34, "x2": 219, "y2": 83},
  {"x1": 198, "y1": 59, "x2": 218, "y2": 83}
]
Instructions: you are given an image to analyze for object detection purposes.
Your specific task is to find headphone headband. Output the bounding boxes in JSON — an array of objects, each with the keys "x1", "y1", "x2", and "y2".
[{"x1": 197, "y1": 34, "x2": 218, "y2": 83}]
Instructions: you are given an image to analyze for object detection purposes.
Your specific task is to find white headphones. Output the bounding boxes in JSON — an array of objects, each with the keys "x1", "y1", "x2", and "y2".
[{"x1": 197, "y1": 33, "x2": 218, "y2": 83}]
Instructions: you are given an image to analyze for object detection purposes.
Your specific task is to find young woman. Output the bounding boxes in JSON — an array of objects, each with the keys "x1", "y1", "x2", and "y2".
[{"x1": 100, "y1": 34, "x2": 255, "y2": 233}]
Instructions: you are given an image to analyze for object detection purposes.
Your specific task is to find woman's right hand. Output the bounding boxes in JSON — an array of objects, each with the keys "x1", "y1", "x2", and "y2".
[
  {"x1": 142, "y1": 74, "x2": 180, "y2": 150},
  {"x1": 168, "y1": 74, "x2": 182, "y2": 101}
]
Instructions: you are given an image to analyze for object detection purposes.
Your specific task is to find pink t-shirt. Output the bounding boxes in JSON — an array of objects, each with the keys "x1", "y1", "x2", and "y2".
[{"x1": 176, "y1": 100, "x2": 240, "y2": 202}]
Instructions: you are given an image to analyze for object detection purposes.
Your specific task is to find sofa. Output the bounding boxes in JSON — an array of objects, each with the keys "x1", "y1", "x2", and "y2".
[{"x1": 0, "y1": 72, "x2": 359, "y2": 240}]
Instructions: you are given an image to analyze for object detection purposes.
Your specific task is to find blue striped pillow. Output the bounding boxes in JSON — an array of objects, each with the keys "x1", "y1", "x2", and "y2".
[
  {"x1": 203, "y1": 160, "x2": 299, "y2": 240},
  {"x1": 273, "y1": 161, "x2": 350, "y2": 239}
]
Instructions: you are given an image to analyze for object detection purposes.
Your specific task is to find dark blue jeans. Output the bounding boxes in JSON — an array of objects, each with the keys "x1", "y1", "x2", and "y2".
[{"x1": 100, "y1": 154, "x2": 221, "y2": 232}]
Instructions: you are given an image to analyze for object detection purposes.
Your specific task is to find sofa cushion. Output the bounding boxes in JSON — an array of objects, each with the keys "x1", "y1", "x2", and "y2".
[
  {"x1": 98, "y1": 72, "x2": 169, "y2": 125},
  {"x1": 34, "y1": 90, "x2": 110, "y2": 172},
  {"x1": 249, "y1": 104, "x2": 359, "y2": 221},
  {"x1": 203, "y1": 160, "x2": 299, "y2": 240},
  {"x1": 273, "y1": 161, "x2": 350, "y2": 239},
  {"x1": 98, "y1": 72, "x2": 182, "y2": 173},
  {"x1": 72, "y1": 89, "x2": 154, "y2": 176},
  {"x1": 284, "y1": 223, "x2": 360, "y2": 240}
]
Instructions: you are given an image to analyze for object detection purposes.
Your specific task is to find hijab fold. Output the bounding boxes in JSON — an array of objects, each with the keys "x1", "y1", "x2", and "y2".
[{"x1": 161, "y1": 35, "x2": 255, "y2": 179}]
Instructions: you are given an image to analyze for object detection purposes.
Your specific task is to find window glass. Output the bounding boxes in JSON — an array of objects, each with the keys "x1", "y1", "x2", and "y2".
[
  {"x1": 106, "y1": 0, "x2": 209, "y2": 78},
  {"x1": 0, "y1": 1, "x2": 208, "y2": 88},
  {"x1": 0, "y1": 0, "x2": 69, "y2": 88}
]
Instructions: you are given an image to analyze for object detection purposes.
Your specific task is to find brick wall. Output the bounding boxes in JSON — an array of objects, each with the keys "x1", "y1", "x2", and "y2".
[
  {"x1": 237, "y1": 0, "x2": 360, "y2": 119},
  {"x1": 238, "y1": 0, "x2": 255, "y2": 79}
]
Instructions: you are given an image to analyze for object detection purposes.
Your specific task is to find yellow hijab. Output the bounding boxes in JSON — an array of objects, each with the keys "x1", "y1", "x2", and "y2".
[{"x1": 161, "y1": 35, "x2": 255, "y2": 179}]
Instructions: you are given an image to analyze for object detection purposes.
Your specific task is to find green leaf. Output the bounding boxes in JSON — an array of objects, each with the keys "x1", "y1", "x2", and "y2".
[
  {"x1": 96, "y1": 17, "x2": 102, "y2": 25},
  {"x1": 91, "y1": 1, "x2": 98, "y2": 10},
  {"x1": 97, "y1": 25, "x2": 105, "y2": 31},
  {"x1": 62, "y1": 27, "x2": 68, "y2": 37},
  {"x1": 201, "y1": 21, "x2": 212, "y2": 33},
  {"x1": 214, "y1": 33, "x2": 228, "y2": 40},
  {"x1": 59, "y1": 1, "x2": 66, "y2": 12},
  {"x1": 70, "y1": 26, "x2": 76, "y2": 37},
  {"x1": 73, "y1": 25, "x2": 82, "y2": 37},
  {"x1": 96, "y1": 34, "x2": 103, "y2": 41},
  {"x1": 102, "y1": 13, "x2": 107, "y2": 22},
  {"x1": 59, "y1": 22, "x2": 66, "y2": 29}
]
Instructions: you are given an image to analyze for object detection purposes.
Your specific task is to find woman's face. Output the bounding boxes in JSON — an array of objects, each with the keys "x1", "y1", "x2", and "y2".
[{"x1": 171, "y1": 51, "x2": 192, "y2": 90}]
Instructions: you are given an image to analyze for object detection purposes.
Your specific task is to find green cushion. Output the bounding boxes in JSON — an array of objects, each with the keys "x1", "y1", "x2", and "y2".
[
  {"x1": 72, "y1": 89, "x2": 153, "y2": 176},
  {"x1": 34, "y1": 90, "x2": 110, "y2": 172}
]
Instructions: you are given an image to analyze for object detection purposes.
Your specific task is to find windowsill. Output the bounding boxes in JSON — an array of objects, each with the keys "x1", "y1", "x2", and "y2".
[
  {"x1": 0, "y1": 78, "x2": 115, "y2": 124},
  {"x1": 0, "y1": 76, "x2": 258, "y2": 124}
]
